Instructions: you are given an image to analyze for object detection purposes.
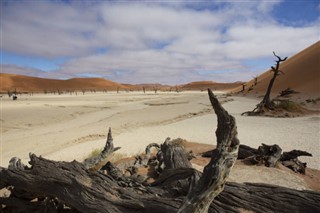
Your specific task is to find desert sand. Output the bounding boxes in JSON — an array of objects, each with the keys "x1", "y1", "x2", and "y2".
[{"x1": 1, "y1": 91, "x2": 319, "y2": 174}]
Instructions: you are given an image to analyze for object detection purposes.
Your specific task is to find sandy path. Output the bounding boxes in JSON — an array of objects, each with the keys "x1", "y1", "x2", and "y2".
[{"x1": 1, "y1": 92, "x2": 319, "y2": 170}]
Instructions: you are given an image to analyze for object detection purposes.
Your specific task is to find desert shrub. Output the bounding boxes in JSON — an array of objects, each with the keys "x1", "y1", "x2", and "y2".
[
  {"x1": 87, "y1": 148, "x2": 127, "y2": 162},
  {"x1": 277, "y1": 100, "x2": 302, "y2": 112},
  {"x1": 88, "y1": 148, "x2": 103, "y2": 158}
]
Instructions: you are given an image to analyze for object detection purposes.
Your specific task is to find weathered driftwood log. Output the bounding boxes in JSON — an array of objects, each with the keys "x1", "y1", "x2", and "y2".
[
  {"x1": 131, "y1": 142, "x2": 161, "y2": 175},
  {"x1": 1, "y1": 154, "x2": 320, "y2": 213},
  {"x1": 281, "y1": 150, "x2": 312, "y2": 161},
  {"x1": 211, "y1": 144, "x2": 312, "y2": 174},
  {"x1": 160, "y1": 138, "x2": 193, "y2": 170},
  {"x1": 177, "y1": 89, "x2": 240, "y2": 213},
  {"x1": 202, "y1": 144, "x2": 258, "y2": 159},
  {"x1": 255, "y1": 143, "x2": 282, "y2": 167},
  {"x1": 205, "y1": 144, "x2": 312, "y2": 174},
  {"x1": 1, "y1": 89, "x2": 320, "y2": 213},
  {"x1": 83, "y1": 128, "x2": 120, "y2": 169},
  {"x1": 139, "y1": 142, "x2": 160, "y2": 166},
  {"x1": 280, "y1": 150, "x2": 312, "y2": 174},
  {"x1": 204, "y1": 143, "x2": 281, "y2": 167},
  {"x1": 237, "y1": 144, "x2": 259, "y2": 159}
]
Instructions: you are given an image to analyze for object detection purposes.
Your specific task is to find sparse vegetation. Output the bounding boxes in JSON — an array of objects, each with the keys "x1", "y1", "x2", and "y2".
[
  {"x1": 276, "y1": 100, "x2": 302, "y2": 112},
  {"x1": 87, "y1": 147, "x2": 127, "y2": 171},
  {"x1": 88, "y1": 148, "x2": 103, "y2": 158}
]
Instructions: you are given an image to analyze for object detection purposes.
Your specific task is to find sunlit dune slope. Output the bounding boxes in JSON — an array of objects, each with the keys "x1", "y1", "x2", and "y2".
[{"x1": 233, "y1": 41, "x2": 320, "y2": 98}]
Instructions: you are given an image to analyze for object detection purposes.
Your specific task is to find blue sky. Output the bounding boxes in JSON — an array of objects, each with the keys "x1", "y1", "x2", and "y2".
[{"x1": 1, "y1": 0, "x2": 319, "y2": 84}]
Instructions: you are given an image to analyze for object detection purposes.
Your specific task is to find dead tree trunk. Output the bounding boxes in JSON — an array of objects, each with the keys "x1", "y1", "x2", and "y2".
[
  {"x1": 242, "y1": 52, "x2": 287, "y2": 115},
  {"x1": 176, "y1": 86, "x2": 180, "y2": 93},
  {"x1": 178, "y1": 89, "x2": 240, "y2": 212},
  {"x1": 241, "y1": 84, "x2": 246, "y2": 92},
  {"x1": 154, "y1": 87, "x2": 158, "y2": 94},
  {"x1": 261, "y1": 52, "x2": 287, "y2": 109}
]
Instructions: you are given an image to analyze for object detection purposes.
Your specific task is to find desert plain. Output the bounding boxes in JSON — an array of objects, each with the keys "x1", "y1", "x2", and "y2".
[{"x1": 1, "y1": 90, "x2": 319, "y2": 190}]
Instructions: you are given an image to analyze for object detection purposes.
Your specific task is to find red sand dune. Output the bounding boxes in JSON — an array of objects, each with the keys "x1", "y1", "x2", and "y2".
[
  {"x1": 0, "y1": 74, "x2": 129, "y2": 93},
  {"x1": 180, "y1": 81, "x2": 243, "y2": 91},
  {"x1": 233, "y1": 41, "x2": 320, "y2": 99}
]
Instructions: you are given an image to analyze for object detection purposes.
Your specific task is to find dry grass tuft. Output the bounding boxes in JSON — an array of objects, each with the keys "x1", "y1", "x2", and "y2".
[
  {"x1": 88, "y1": 148, "x2": 103, "y2": 158},
  {"x1": 276, "y1": 100, "x2": 303, "y2": 112}
]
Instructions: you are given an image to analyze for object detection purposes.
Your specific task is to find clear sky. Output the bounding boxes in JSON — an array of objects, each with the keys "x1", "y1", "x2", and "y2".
[{"x1": 1, "y1": 0, "x2": 319, "y2": 84}]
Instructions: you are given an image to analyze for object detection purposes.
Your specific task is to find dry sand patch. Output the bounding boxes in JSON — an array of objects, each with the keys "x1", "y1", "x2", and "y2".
[{"x1": 1, "y1": 91, "x2": 319, "y2": 172}]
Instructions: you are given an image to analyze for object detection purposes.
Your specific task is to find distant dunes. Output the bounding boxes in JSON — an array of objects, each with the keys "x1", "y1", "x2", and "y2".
[
  {"x1": 0, "y1": 74, "x2": 242, "y2": 93},
  {"x1": 1, "y1": 41, "x2": 319, "y2": 94},
  {"x1": 0, "y1": 74, "x2": 129, "y2": 92}
]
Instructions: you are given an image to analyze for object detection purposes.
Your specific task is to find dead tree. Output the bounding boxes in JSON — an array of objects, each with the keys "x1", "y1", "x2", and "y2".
[
  {"x1": 177, "y1": 89, "x2": 240, "y2": 212},
  {"x1": 154, "y1": 87, "x2": 158, "y2": 94},
  {"x1": 175, "y1": 85, "x2": 180, "y2": 93},
  {"x1": 143, "y1": 87, "x2": 146, "y2": 94},
  {"x1": 259, "y1": 52, "x2": 287, "y2": 109},
  {"x1": 1, "y1": 89, "x2": 320, "y2": 212},
  {"x1": 242, "y1": 52, "x2": 287, "y2": 115},
  {"x1": 241, "y1": 84, "x2": 246, "y2": 92},
  {"x1": 254, "y1": 76, "x2": 258, "y2": 86}
]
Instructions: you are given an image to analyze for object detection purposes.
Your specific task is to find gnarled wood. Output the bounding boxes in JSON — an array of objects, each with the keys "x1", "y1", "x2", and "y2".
[
  {"x1": 134, "y1": 143, "x2": 160, "y2": 167},
  {"x1": 204, "y1": 143, "x2": 312, "y2": 174},
  {"x1": 83, "y1": 128, "x2": 120, "y2": 169},
  {"x1": 1, "y1": 154, "x2": 320, "y2": 213},
  {"x1": 160, "y1": 138, "x2": 192, "y2": 170},
  {"x1": 280, "y1": 150, "x2": 312, "y2": 174},
  {"x1": 177, "y1": 89, "x2": 240, "y2": 213}
]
